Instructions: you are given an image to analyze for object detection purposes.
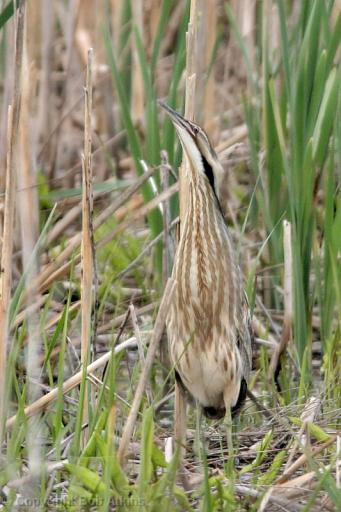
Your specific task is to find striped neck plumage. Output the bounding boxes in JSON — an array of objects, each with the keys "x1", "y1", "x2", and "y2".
[{"x1": 185, "y1": 150, "x2": 224, "y2": 218}]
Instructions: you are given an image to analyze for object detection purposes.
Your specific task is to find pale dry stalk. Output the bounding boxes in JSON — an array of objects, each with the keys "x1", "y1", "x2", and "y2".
[
  {"x1": 15, "y1": 0, "x2": 44, "y2": 482},
  {"x1": 179, "y1": 0, "x2": 197, "y2": 224},
  {"x1": 0, "y1": 1, "x2": 28, "y2": 436},
  {"x1": 275, "y1": 435, "x2": 337, "y2": 485},
  {"x1": 197, "y1": 0, "x2": 217, "y2": 139},
  {"x1": 0, "y1": 107, "x2": 15, "y2": 440},
  {"x1": 173, "y1": 0, "x2": 199, "y2": 468},
  {"x1": 80, "y1": 48, "x2": 94, "y2": 441}
]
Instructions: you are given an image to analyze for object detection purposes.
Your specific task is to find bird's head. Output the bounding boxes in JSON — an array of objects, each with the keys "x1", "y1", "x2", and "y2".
[{"x1": 159, "y1": 101, "x2": 224, "y2": 207}]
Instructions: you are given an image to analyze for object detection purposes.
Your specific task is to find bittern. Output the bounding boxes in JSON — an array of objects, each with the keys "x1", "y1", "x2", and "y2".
[{"x1": 160, "y1": 102, "x2": 253, "y2": 450}]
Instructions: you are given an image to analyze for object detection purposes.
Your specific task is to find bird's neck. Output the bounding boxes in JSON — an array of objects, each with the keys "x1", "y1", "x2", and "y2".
[{"x1": 186, "y1": 171, "x2": 224, "y2": 223}]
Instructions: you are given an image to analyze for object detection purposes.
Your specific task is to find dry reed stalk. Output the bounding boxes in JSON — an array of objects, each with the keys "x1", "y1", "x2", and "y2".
[
  {"x1": 285, "y1": 396, "x2": 321, "y2": 472},
  {"x1": 275, "y1": 435, "x2": 337, "y2": 485},
  {"x1": 195, "y1": 0, "x2": 217, "y2": 138},
  {"x1": 179, "y1": 0, "x2": 198, "y2": 225},
  {"x1": 80, "y1": 48, "x2": 94, "y2": 441},
  {"x1": 270, "y1": 220, "x2": 293, "y2": 375},
  {"x1": 19, "y1": 47, "x2": 39, "y2": 249},
  {"x1": 6, "y1": 336, "x2": 139, "y2": 431},
  {"x1": 13, "y1": 0, "x2": 44, "y2": 482},
  {"x1": 26, "y1": 0, "x2": 41, "y2": 63},
  {"x1": 0, "y1": 19, "x2": 14, "y2": 185},
  {"x1": 185, "y1": 0, "x2": 199, "y2": 110},
  {"x1": 117, "y1": 278, "x2": 176, "y2": 465},
  {"x1": 10, "y1": 2, "x2": 25, "y2": 133},
  {"x1": 0, "y1": 106, "x2": 14, "y2": 439},
  {"x1": 170, "y1": 0, "x2": 199, "y2": 479},
  {"x1": 0, "y1": 0, "x2": 27, "y2": 431},
  {"x1": 259, "y1": 397, "x2": 322, "y2": 510},
  {"x1": 273, "y1": 470, "x2": 322, "y2": 499},
  {"x1": 242, "y1": 484, "x2": 302, "y2": 512}
]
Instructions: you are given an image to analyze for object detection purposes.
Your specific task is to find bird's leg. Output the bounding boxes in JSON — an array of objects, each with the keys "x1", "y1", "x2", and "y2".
[
  {"x1": 223, "y1": 398, "x2": 235, "y2": 478},
  {"x1": 194, "y1": 401, "x2": 204, "y2": 466},
  {"x1": 174, "y1": 380, "x2": 188, "y2": 486},
  {"x1": 196, "y1": 405, "x2": 209, "y2": 482}
]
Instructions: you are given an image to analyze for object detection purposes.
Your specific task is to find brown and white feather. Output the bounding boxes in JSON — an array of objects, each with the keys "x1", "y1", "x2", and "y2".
[{"x1": 162, "y1": 102, "x2": 252, "y2": 418}]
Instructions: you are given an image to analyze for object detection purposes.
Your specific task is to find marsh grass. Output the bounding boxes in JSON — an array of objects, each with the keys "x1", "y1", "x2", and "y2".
[{"x1": 0, "y1": 1, "x2": 340, "y2": 510}]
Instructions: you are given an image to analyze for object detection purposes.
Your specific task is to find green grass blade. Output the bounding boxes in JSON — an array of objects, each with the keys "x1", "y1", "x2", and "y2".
[
  {"x1": 312, "y1": 67, "x2": 339, "y2": 167},
  {"x1": 138, "y1": 406, "x2": 154, "y2": 501},
  {"x1": 150, "y1": 0, "x2": 173, "y2": 77},
  {"x1": 0, "y1": 0, "x2": 21, "y2": 31}
]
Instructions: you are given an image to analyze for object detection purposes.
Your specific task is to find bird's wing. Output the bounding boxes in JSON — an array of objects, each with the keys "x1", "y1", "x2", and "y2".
[{"x1": 236, "y1": 293, "x2": 253, "y2": 379}]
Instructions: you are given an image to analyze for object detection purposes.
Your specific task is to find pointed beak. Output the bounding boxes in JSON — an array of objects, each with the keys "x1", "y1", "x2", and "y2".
[{"x1": 158, "y1": 100, "x2": 197, "y2": 138}]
